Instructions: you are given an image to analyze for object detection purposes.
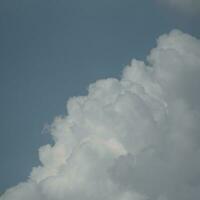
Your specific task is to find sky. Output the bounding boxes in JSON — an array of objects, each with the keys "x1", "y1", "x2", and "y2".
[{"x1": 0, "y1": 0, "x2": 200, "y2": 198}]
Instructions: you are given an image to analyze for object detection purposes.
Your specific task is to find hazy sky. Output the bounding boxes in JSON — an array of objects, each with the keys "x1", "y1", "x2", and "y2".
[{"x1": 0, "y1": 0, "x2": 200, "y2": 194}]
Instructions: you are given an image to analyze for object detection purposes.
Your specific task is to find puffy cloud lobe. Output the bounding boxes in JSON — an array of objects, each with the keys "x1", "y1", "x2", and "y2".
[
  {"x1": 159, "y1": 0, "x2": 200, "y2": 14},
  {"x1": 1, "y1": 29, "x2": 200, "y2": 200}
]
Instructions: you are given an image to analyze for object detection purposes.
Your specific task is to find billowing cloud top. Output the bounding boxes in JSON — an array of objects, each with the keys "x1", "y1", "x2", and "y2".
[
  {"x1": 1, "y1": 30, "x2": 200, "y2": 200},
  {"x1": 159, "y1": 0, "x2": 200, "y2": 14}
]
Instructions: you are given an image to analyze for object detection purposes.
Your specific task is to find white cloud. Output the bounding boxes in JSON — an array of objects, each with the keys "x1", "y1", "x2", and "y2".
[
  {"x1": 159, "y1": 0, "x2": 200, "y2": 14},
  {"x1": 1, "y1": 29, "x2": 200, "y2": 200}
]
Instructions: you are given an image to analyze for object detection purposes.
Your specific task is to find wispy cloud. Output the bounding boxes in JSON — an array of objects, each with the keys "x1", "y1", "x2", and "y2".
[{"x1": 159, "y1": 0, "x2": 200, "y2": 14}]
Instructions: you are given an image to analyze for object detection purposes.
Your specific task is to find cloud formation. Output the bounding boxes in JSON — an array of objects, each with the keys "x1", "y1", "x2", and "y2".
[
  {"x1": 1, "y1": 30, "x2": 200, "y2": 200},
  {"x1": 159, "y1": 0, "x2": 200, "y2": 14}
]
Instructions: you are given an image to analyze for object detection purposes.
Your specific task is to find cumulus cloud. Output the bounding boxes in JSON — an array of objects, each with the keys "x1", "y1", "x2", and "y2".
[
  {"x1": 1, "y1": 29, "x2": 200, "y2": 200},
  {"x1": 159, "y1": 0, "x2": 200, "y2": 14}
]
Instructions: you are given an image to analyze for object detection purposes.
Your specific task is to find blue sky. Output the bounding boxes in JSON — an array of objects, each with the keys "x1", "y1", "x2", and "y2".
[{"x1": 0, "y1": 0, "x2": 200, "y2": 192}]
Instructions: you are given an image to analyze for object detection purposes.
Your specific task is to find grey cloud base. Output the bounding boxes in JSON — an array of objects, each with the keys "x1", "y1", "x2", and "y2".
[{"x1": 1, "y1": 30, "x2": 200, "y2": 200}]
